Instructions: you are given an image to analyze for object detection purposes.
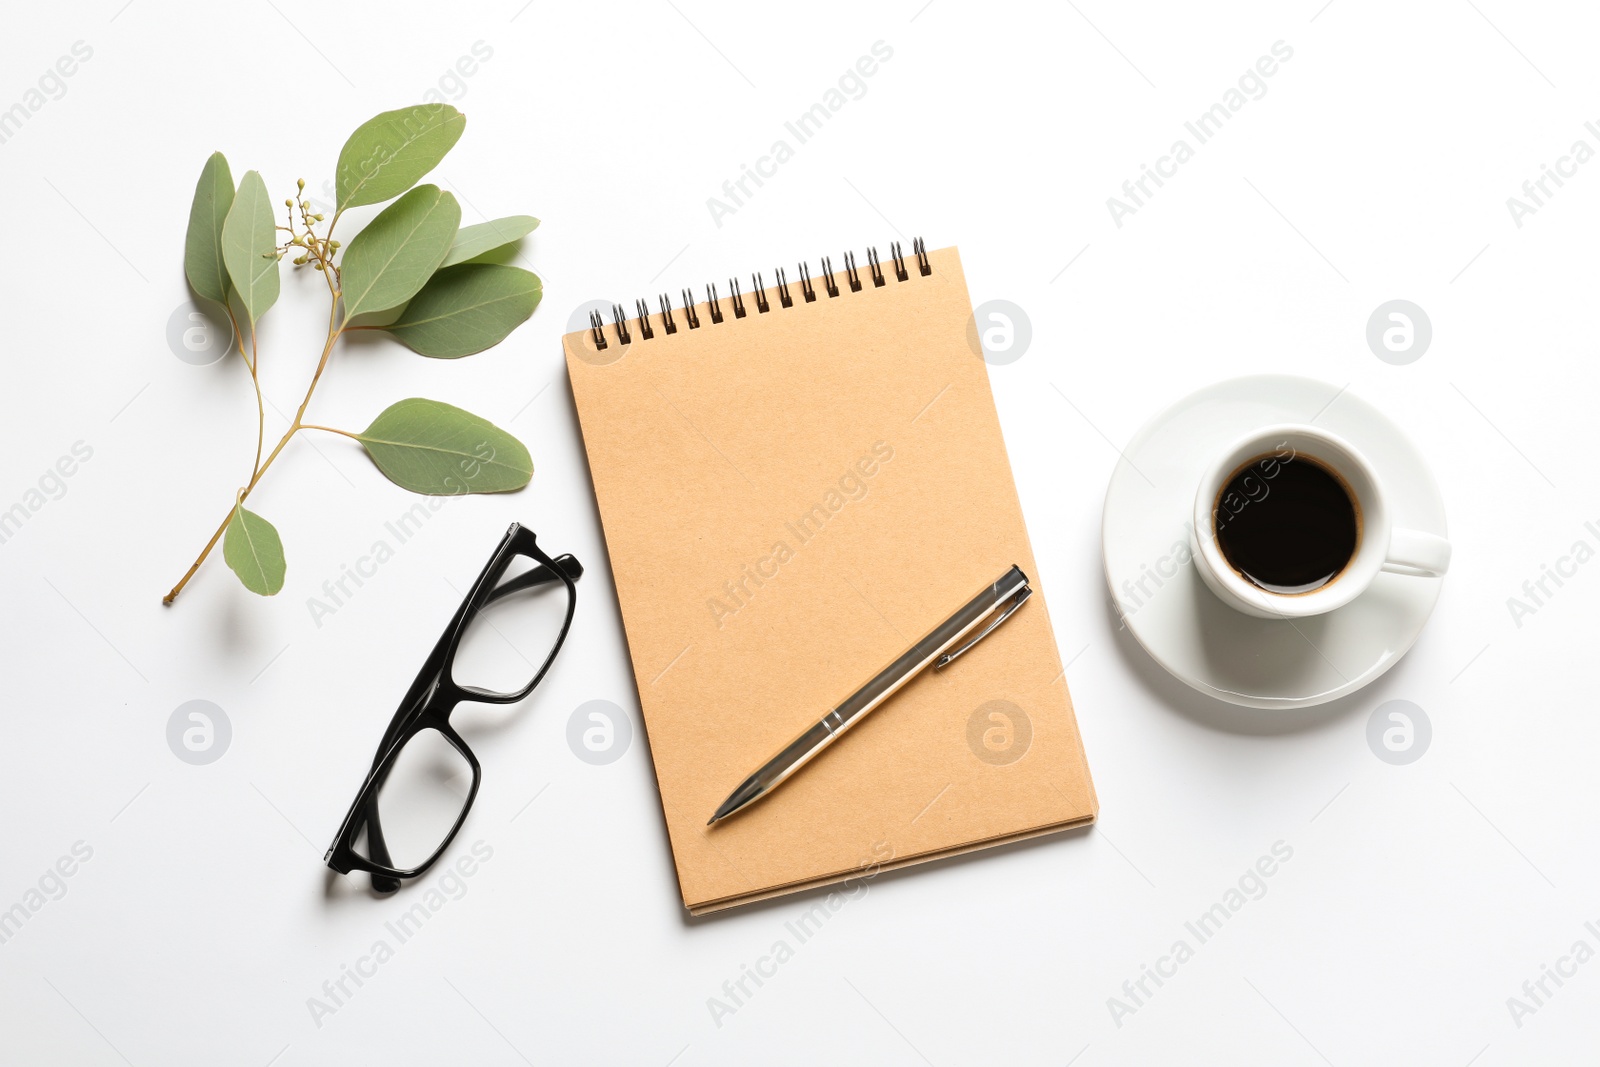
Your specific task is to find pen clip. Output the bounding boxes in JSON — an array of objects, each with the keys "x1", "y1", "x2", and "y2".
[{"x1": 934, "y1": 585, "x2": 1032, "y2": 670}]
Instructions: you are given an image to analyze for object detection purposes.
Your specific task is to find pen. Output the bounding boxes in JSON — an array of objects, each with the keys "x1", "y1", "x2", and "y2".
[{"x1": 707, "y1": 565, "x2": 1033, "y2": 825}]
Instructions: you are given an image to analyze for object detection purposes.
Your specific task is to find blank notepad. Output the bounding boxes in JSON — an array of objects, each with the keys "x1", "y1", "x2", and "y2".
[{"x1": 563, "y1": 244, "x2": 1096, "y2": 913}]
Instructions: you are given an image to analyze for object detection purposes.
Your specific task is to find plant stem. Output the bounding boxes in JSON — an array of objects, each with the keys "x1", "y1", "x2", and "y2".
[
  {"x1": 299, "y1": 424, "x2": 358, "y2": 439},
  {"x1": 226, "y1": 303, "x2": 265, "y2": 478},
  {"x1": 163, "y1": 292, "x2": 345, "y2": 605}
]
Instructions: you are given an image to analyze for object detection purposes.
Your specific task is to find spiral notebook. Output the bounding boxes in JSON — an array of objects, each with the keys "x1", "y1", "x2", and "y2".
[{"x1": 563, "y1": 241, "x2": 1096, "y2": 914}]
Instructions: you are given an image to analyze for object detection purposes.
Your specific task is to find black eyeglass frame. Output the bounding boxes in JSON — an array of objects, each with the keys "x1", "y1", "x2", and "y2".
[{"x1": 324, "y1": 523, "x2": 581, "y2": 891}]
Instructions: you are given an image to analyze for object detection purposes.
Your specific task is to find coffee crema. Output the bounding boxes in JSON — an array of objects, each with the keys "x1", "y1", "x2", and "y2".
[{"x1": 1214, "y1": 452, "x2": 1359, "y2": 595}]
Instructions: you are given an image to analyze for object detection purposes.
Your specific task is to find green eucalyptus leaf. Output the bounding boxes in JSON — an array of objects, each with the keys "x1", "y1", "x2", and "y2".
[
  {"x1": 344, "y1": 302, "x2": 409, "y2": 330},
  {"x1": 339, "y1": 185, "x2": 460, "y2": 319},
  {"x1": 440, "y1": 215, "x2": 539, "y2": 268},
  {"x1": 184, "y1": 151, "x2": 234, "y2": 305},
  {"x1": 355, "y1": 398, "x2": 532, "y2": 495},
  {"x1": 458, "y1": 244, "x2": 520, "y2": 267},
  {"x1": 223, "y1": 504, "x2": 286, "y2": 596},
  {"x1": 382, "y1": 265, "x2": 541, "y2": 359},
  {"x1": 220, "y1": 170, "x2": 279, "y2": 326},
  {"x1": 335, "y1": 104, "x2": 465, "y2": 210},
  {"x1": 225, "y1": 288, "x2": 251, "y2": 341}
]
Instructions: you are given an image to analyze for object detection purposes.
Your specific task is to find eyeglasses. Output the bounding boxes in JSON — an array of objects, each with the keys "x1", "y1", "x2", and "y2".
[{"x1": 325, "y1": 523, "x2": 581, "y2": 892}]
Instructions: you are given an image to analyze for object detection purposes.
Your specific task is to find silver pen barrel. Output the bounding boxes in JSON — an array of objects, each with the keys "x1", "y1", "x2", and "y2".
[{"x1": 708, "y1": 565, "x2": 1030, "y2": 825}]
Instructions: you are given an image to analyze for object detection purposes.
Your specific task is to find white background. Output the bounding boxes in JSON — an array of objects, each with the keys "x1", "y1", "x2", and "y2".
[{"x1": 1, "y1": 0, "x2": 1596, "y2": 1063}]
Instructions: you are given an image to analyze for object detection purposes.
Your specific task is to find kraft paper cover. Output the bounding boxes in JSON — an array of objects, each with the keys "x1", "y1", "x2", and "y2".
[{"x1": 563, "y1": 246, "x2": 1096, "y2": 913}]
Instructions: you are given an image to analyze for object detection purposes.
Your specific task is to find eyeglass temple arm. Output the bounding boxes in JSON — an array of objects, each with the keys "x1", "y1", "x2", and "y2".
[{"x1": 484, "y1": 553, "x2": 583, "y2": 605}]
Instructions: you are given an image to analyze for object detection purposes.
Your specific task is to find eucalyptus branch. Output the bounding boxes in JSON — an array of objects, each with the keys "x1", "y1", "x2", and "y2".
[
  {"x1": 163, "y1": 293, "x2": 344, "y2": 605},
  {"x1": 168, "y1": 104, "x2": 543, "y2": 604}
]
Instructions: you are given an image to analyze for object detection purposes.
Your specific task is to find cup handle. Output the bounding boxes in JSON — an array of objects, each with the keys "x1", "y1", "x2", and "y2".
[{"x1": 1383, "y1": 528, "x2": 1451, "y2": 577}]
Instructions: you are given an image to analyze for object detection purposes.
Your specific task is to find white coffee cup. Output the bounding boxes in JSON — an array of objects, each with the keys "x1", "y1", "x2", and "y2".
[{"x1": 1189, "y1": 424, "x2": 1450, "y2": 619}]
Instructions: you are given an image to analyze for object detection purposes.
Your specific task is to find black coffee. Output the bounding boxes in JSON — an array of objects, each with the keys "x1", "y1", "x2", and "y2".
[{"x1": 1214, "y1": 453, "x2": 1358, "y2": 595}]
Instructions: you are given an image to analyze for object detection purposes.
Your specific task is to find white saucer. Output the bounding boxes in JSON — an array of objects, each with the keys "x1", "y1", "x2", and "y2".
[{"x1": 1101, "y1": 375, "x2": 1447, "y2": 710}]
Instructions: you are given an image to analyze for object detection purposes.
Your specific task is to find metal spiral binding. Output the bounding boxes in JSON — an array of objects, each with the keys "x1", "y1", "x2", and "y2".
[
  {"x1": 595, "y1": 237, "x2": 930, "y2": 348},
  {"x1": 866, "y1": 247, "x2": 884, "y2": 287}
]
